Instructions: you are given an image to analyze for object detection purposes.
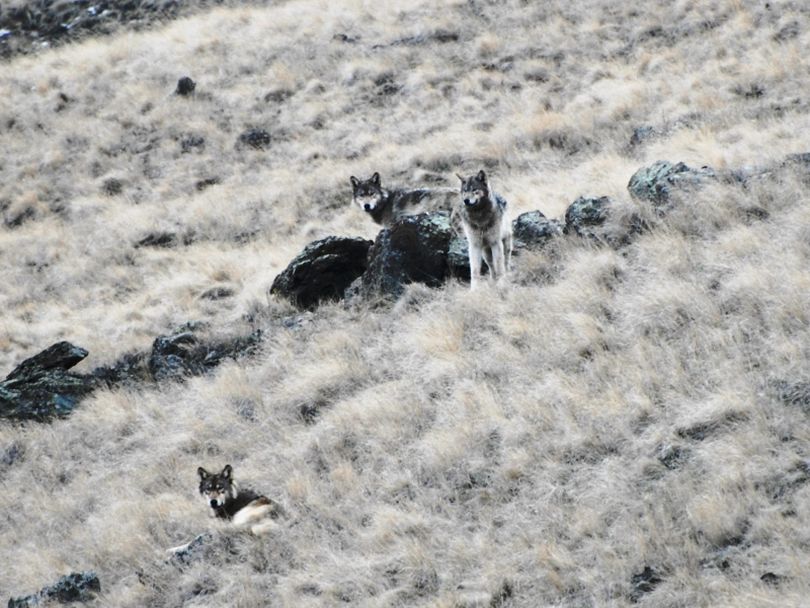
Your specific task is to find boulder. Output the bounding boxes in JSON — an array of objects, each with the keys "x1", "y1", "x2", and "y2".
[
  {"x1": 359, "y1": 212, "x2": 462, "y2": 299},
  {"x1": 271, "y1": 236, "x2": 373, "y2": 309},
  {"x1": 147, "y1": 330, "x2": 263, "y2": 382},
  {"x1": 629, "y1": 566, "x2": 662, "y2": 603},
  {"x1": 512, "y1": 210, "x2": 563, "y2": 249},
  {"x1": 237, "y1": 128, "x2": 272, "y2": 150},
  {"x1": 175, "y1": 76, "x2": 196, "y2": 96},
  {"x1": 627, "y1": 160, "x2": 716, "y2": 210},
  {"x1": 0, "y1": 342, "x2": 95, "y2": 421},
  {"x1": 8, "y1": 571, "x2": 100, "y2": 607},
  {"x1": 563, "y1": 196, "x2": 612, "y2": 238}
]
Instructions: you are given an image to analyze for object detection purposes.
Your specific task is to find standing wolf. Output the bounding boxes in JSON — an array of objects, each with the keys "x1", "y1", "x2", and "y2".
[
  {"x1": 350, "y1": 172, "x2": 456, "y2": 226},
  {"x1": 455, "y1": 170, "x2": 513, "y2": 288}
]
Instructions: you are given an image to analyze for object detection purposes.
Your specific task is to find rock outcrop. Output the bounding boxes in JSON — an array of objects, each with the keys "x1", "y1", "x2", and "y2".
[
  {"x1": 512, "y1": 210, "x2": 563, "y2": 250},
  {"x1": 359, "y1": 212, "x2": 461, "y2": 300},
  {"x1": 563, "y1": 196, "x2": 613, "y2": 238},
  {"x1": 627, "y1": 160, "x2": 716, "y2": 211},
  {"x1": 270, "y1": 236, "x2": 373, "y2": 309},
  {"x1": 0, "y1": 342, "x2": 95, "y2": 421},
  {"x1": 8, "y1": 571, "x2": 100, "y2": 607}
]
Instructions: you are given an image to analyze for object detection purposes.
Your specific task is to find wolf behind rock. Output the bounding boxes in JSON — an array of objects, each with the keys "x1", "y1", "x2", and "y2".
[
  {"x1": 455, "y1": 170, "x2": 513, "y2": 288},
  {"x1": 350, "y1": 171, "x2": 456, "y2": 227}
]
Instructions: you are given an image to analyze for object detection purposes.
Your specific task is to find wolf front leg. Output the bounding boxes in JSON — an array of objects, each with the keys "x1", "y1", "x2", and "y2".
[{"x1": 467, "y1": 240, "x2": 484, "y2": 289}]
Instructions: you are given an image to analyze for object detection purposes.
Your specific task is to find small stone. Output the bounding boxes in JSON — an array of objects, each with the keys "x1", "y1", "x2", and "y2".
[{"x1": 175, "y1": 76, "x2": 196, "y2": 96}]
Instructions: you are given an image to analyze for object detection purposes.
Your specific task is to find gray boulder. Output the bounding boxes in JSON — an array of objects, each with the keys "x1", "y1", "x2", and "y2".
[
  {"x1": 0, "y1": 342, "x2": 95, "y2": 421},
  {"x1": 359, "y1": 212, "x2": 464, "y2": 299},
  {"x1": 8, "y1": 571, "x2": 100, "y2": 607},
  {"x1": 564, "y1": 196, "x2": 612, "y2": 238},
  {"x1": 512, "y1": 210, "x2": 563, "y2": 249},
  {"x1": 628, "y1": 160, "x2": 715, "y2": 210},
  {"x1": 270, "y1": 236, "x2": 373, "y2": 309}
]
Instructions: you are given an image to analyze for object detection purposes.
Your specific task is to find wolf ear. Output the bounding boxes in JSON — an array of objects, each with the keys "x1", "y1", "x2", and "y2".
[
  {"x1": 198, "y1": 467, "x2": 209, "y2": 480},
  {"x1": 350, "y1": 176, "x2": 359, "y2": 188},
  {"x1": 371, "y1": 172, "x2": 381, "y2": 185},
  {"x1": 221, "y1": 464, "x2": 233, "y2": 479},
  {"x1": 476, "y1": 169, "x2": 487, "y2": 184}
]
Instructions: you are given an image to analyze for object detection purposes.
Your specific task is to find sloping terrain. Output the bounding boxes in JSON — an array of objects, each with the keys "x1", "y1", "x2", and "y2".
[{"x1": 1, "y1": 1, "x2": 810, "y2": 606}]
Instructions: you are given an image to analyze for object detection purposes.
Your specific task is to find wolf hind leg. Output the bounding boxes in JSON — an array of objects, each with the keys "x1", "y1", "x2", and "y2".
[
  {"x1": 503, "y1": 233, "x2": 513, "y2": 272},
  {"x1": 490, "y1": 239, "x2": 506, "y2": 280}
]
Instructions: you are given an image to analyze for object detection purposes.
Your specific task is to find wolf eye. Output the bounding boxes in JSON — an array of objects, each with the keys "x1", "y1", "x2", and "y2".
[{"x1": 474, "y1": 189, "x2": 484, "y2": 196}]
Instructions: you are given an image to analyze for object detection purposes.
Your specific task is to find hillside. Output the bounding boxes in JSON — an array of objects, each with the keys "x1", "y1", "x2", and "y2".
[{"x1": 2, "y1": 0, "x2": 810, "y2": 606}]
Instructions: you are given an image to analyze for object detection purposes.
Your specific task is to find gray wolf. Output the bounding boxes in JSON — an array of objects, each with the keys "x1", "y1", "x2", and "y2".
[
  {"x1": 350, "y1": 172, "x2": 456, "y2": 226},
  {"x1": 167, "y1": 464, "x2": 281, "y2": 554},
  {"x1": 455, "y1": 170, "x2": 513, "y2": 288}
]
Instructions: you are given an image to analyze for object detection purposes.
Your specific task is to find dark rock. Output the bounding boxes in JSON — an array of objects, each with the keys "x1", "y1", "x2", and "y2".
[
  {"x1": 147, "y1": 330, "x2": 261, "y2": 382},
  {"x1": 91, "y1": 352, "x2": 149, "y2": 387},
  {"x1": 101, "y1": 177, "x2": 123, "y2": 196},
  {"x1": 760, "y1": 572, "x2": 784, "y2": 586},
  {"x1": 512, "y1": 210, "x2": 563, "y2": 249},
  {"x1": 447, "y1": 233, "x2": 471, "y2": 281},
  {"x1": 0, "y1": 342, "x2": 95, "y2": 421},
  {"x1": 629, "y1": 566, "x2": 662, "y2": 603},
  {"x1": 733, "y1": 83, "x2": 765, "y2": 99},
  {"x1": 360, "y1": 212, "x2": 461, "y2": 300},
  {"x1": 175, "y1": 76, "x2": 196, "y2": 96},
  {"x1": 264, "y1": 89, "x2": 294, "y2": 104},
  {"x1": 756, "y1": 460, "x2": 810, "y2": 501},
  {"x1": 195, "y1": 177, "x2": 220, "y2": 191},
  {"x1": 168, "y1": 533, "x2": 212, "y2": 567},
  {"x1": 629, "y1": 125, "x2": 657, "y2": 147},
  {"x1": 270, "y1": 236, "x2": 373, "y2": 310},
  {"x1": 627, "y1": 160, "x2": 716, "y2": 211},
  {"x1": 180, "y1": 134, "x2": 205, "y2": 153},
  {"x1": 490, "y1": 580, "x2": 513, "y2": 607},
  {"x1": 564, "y1": 196, "x2": 612, "y2": 238},
  {"x1": 237, "y1": 128, "x2": 272, "y2": 150},
  {"x1": 656, "y1": 444, "x2": 689, "y2": 470},
  {"x1": 9, "y1": 571, "x2": 100, "y2": 607},
  {"x1": 200, "y1": 286, "x2": 234, "y2": 300},
  {"x1": 135, "y1": 231, "x2": 177, "y2": 248}
]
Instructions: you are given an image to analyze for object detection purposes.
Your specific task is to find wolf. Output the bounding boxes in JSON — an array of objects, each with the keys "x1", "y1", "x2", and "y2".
[
  {"x1": 455, "y1": 170, "x2": 513, "y2": 288},
  {"x1": 350, "y1": 172, "x2": 456, "y2": 226},
  {"x1": 167, "y1": 464, "x2": 281, "y2": 554},
  {"x1": 196, "y1": 464, "x2": 282, "y2": 535}
]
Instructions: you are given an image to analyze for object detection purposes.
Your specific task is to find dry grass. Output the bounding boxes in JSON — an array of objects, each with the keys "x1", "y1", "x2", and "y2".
[{"x1": 2, "y1": 0, "x2": 810, "y2": 605}]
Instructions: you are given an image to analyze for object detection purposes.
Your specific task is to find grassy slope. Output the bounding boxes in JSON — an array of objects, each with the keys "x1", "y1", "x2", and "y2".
[{"x1": 1, "y1": 0, "x2": 810, "y2": 605}]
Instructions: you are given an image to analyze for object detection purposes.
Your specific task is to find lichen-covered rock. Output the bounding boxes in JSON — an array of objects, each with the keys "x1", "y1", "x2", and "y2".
[
  {"x1": 0, "y1": 342, "x2": 95, "y2": 421},
  {"x1": 8, "y1": 571, "x2": 100, "y2": 607},
  {"x1": 563, "y1": 196, "x2": 612, "y2": 238},
  {"x1": 147, "y1": 330, "x2": 263, "y2": 382},
  {"x1": 512, "y1": 210, "x2": 563, "y2": 249},
  {"x1": 627, "y1": 160, "x2": 716, "y2": 209},
  {"x1": 360, "y1": 212, "x2": 461, "y2": 299},
  {"x1": 271, "y1": 236, "x2": 373, "y2": 309}
]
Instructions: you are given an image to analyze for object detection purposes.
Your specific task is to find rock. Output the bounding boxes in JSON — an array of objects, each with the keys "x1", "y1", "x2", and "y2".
[
  {"x1": 0, "y1": 342, "x2": 95, "y2": 421},
  {"x1": 760, "y1": 572, "x2": 784, "y2": 586},
  {"x1": 101, "y1": 177, "x2": 123, "y2": 196},
  {"x1": 447, "y1": 233, "x2": 471, "y2": 281},
  {"x1": 774, "y1": 380, "x2": 810, "y2": 413},
  {"x1": 656, "y1": 444, "x2": 689, "y2": 470},
  {"x1": 629, "y1": 566, "x2": 662, "y2": 603},
  {"x1": 135, "y1": 231, "x2": 177, "y2": 248},
  {"x1": 175, "y1": 76, "x2": 196, "y2": 96},
  {"x1": 8, "y1": 571, "x2": 100, "y2": 607},
  {"x1": 563, "y1": 196, "x2": 612, "y2": 238},
  {"x1": 237, "y1": 128, "x2": 272, "y2": 150},
  {"x1": 147, "y1": 330, "x2": 262, "y2": 382},
  {"x1": 512, "y1": 210, "x2": 563, "y2": 249},
  {"x1": 168, "y1": 533, "x2": 213, "y2": 567},
  {"x1": 200, "y1": 286, "x2": 234, "y2": 300},
  {"x1": 180, "y1": 134, "x2": 205, "y2": 153},
  {"x1": 629, "y1": 125, "x2": 657, "y2": 147},
  {"x1": 360, "y1": 212, "x2": 461, "y2": 299},
  {"x1": 627, "y1": 160, "x2": 716, "y2": 210},
  {"x1": 271, "y1": 236, "x2": 373, "y2": 309}
]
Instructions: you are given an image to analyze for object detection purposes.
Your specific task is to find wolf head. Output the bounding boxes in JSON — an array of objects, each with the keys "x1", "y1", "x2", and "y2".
[
  {"x1": 457, "y1": 170, "x2": 489, "y2": 208},
  {"x1": 198, "y1": 464, "x2": 237, "y2": 510},
  {"x1": 350, "y1": 172, "x2": 385, "y2": 213}
]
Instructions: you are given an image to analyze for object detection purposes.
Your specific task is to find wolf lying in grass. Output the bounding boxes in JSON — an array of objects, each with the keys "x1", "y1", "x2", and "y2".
[{"x1": 167, "y1": 464, "x2": 282, "y2": 554}]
